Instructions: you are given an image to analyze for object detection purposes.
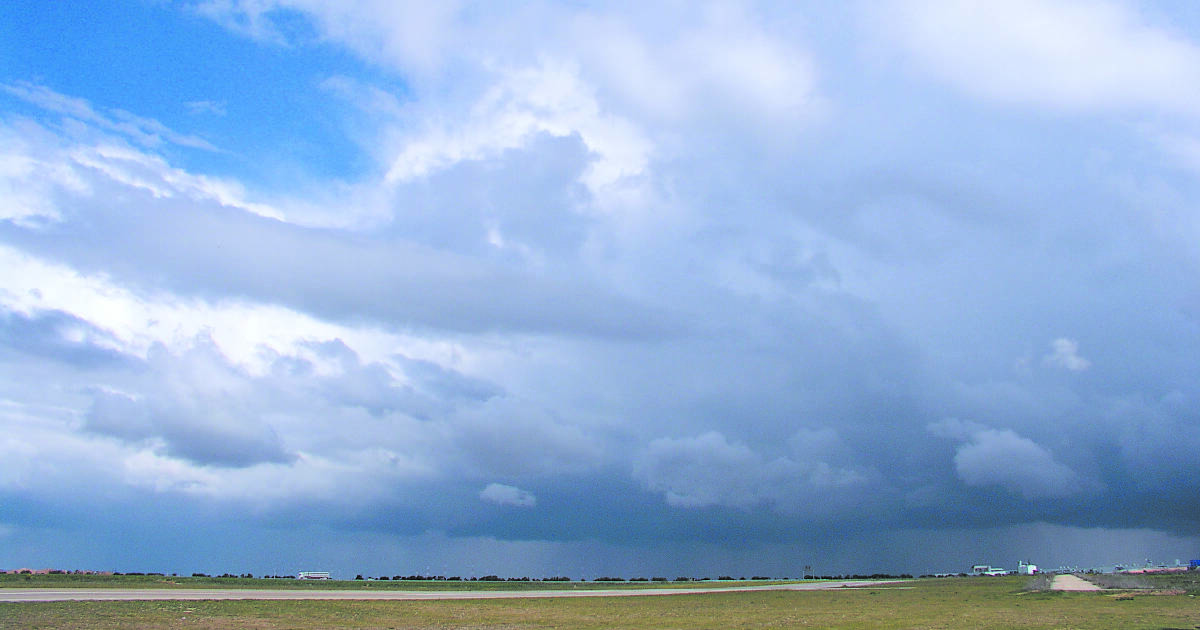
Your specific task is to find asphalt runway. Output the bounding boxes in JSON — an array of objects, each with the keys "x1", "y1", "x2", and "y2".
[{"x1": 0, "y1": 580, "x2": 901, "y2": 602}]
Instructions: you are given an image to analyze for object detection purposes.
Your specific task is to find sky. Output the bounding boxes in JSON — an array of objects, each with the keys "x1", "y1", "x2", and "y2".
[{"x1": 1, "y1": 0, "x2": 1199, "y2": 579}]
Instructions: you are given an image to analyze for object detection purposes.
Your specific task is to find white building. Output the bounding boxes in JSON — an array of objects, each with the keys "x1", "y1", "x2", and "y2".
[
  {"x1": 297, "y1": 571, "x2": 331, "y2": 580},
  {"x1": 1017, "y1": 561, "x2": 1038, "y2": 575}
]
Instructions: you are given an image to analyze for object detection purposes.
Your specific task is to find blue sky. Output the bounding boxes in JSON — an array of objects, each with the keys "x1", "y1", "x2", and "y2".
[{"x1": 2, "y1": 0, "x2": 1199, "y2": 578}]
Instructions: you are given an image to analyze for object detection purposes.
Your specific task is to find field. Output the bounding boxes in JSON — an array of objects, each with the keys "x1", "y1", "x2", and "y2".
[{"x1": 2, "y1": 575, "x2": 1199, "y2": 629}]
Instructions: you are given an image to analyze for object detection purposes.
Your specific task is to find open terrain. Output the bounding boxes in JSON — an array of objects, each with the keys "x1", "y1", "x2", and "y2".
[
  {"x1": 0, "y1": 579, "x2": 894, "y2": 602},
  {"x1": 1, "y1": 575, "x2": 1198, "y2": 629}
]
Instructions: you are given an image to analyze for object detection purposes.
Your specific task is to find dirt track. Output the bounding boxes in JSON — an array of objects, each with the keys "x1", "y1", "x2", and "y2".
[
  {"x1": 0, "y1": 580, "x2": 902, "y2": 602},
  {"x1": 1051, "y1": 574, "x2": 1102, "y2": 591}
]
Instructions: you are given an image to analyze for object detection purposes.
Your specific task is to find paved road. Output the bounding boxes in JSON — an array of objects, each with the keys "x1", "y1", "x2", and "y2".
[
  {"x1": 0, "y1": 580, "x2": 902, "y2": 602},
  {"x1": 1050, "y1": 574, "x2": 1102, "y2": 591}
]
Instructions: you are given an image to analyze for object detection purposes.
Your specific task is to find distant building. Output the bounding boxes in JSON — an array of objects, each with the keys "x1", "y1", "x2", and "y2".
[
  {"x1": 297, "y1": 571, "x2": 331, "y2": 580},
  {"x1": 1017, "y1": 561, "x2": 1038, "y2": 575},
  {"x1": 971, "y1": 565, "x2": 1009, "y2": 576}
]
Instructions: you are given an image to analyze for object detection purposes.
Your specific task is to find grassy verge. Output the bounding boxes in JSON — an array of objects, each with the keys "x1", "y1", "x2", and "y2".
[
  {"x1": 2, "y1": 577, "x2": 1198, "y2": 629},
  {"x1": 1080, "y1": 571, "x2": 1200, "y2": 594}
]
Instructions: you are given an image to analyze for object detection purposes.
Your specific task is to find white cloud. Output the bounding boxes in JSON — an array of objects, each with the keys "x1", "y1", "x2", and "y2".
[
  {"x1": 569, "y1": 4, "x2": 819, "y2": 125},
  {"x1": 880, "y1": 0, "x2": 1200, "y2": 114},
  {"x1": 184, "y1": 100, "x2": 227, "y2": 116},
  {"x1": 200, "y1": 0, "x2": 821, "y2": 226},
  {"x1": 479, "y1": 483, "x2": 536, "y2": 508},
  {"x1": 0, "y1": 93, "x2": 284, "y2": 221},
  {"x1": 3, "y1": 81, "x2": 218, "y2": 150},
  {"x1": 0, "y1": 244, "x2": 427, "y2": 373},
  {"x1": 1044, "y1": 337, "x2": 1091, "y2": 371},
  {"x1": 70, "y1": 142, "x2": 286, "y2": 220},
  {"x1": 201, "y1": 0, "x2": 470, "y2": 75},
  {"x1": 0, "y1": 135, "x2": 79, "y2": 227},
  {"x1": 2, "y1": 88, "x2": 401, "y2": 230},
  {"x1": 384, "y1": 60, "x2": 653, "y2": 212}
]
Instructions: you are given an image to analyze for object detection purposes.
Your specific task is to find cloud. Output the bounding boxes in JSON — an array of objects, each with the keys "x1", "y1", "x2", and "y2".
[
  {"x1": 633, "y1": 431, "x2": 872, "y2": 514},
  {"x1": 383, "y1": 59, "x2": 654, "y2": 223},
  {"x1": 82, "y1": 342, "x2": 296, "y2": 468},
  {"x1": 0, "y1": 123, "x2": 88, "y2": 227},
  {"x1": 1107, "y1": 391, "x2": 1200, "y2": 494},
  {"x1": 0, "y1": 309, "x2": 130, "y2": 367},
  {"x1": 201, "y1": 0, "x2": 822, "y2": 222},
  {"x1": 1044, "y1": 337, "x2": 1091, "y2": 371},
  {"x1": 0, "y1": 105, "x2": 281, "y2": 223},
  {"x1": 4, "y1": 0, "x2": 1200, "y2": 579},
  {"x1": 184, "y1": 100, "x2": 227, "y2": 116},
  {"x1": 479, "y1": 483, "x2": 536, "y2": 508},
  {"x1": 3, "y1": 81, "x2": 218, "y2": 150},
  {"x1": 450, "y1": 397, "x2": 605, "y2": 478},
  {"x1": 196, "y1": 1, "x2": 471, "y2": 74},
  {"x1": 929, "y1": 419, "x2": 1085, "y2": 499},
  {"x1": 0, "y1": 116, "x2": 668, "y2": 337},
  {"x1": 878, "y1": 0, "x2": 1200, "y2": 114},
  {"x1": 570, "y1": 4, "x2": 820, "y2": 126},
  {"x1": 634, "y1": 432, "x2": 763, "y2": 509}
]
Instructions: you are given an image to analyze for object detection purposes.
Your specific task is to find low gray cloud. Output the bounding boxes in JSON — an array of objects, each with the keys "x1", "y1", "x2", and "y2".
[
  {"x1": 0, "y1": 309, "x2": 130, "y2": 367},
  {"x1": 82, "y1": 342, "x2": 296, "y2": 468},
  {"x1": 86, "y1": 388, "x2": 293, "y2": 468},
  {"x1": 633, "y1": 431, "x2": 875, "y2": 516},
  {"x1": 929, "y1": 419, "x2": 1088, "y2": 500}
]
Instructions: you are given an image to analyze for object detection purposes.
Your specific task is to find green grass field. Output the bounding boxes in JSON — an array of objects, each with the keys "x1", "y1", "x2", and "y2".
[{"x1": 2, "y1": 575, "x2": 1199, "y2": 629}]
